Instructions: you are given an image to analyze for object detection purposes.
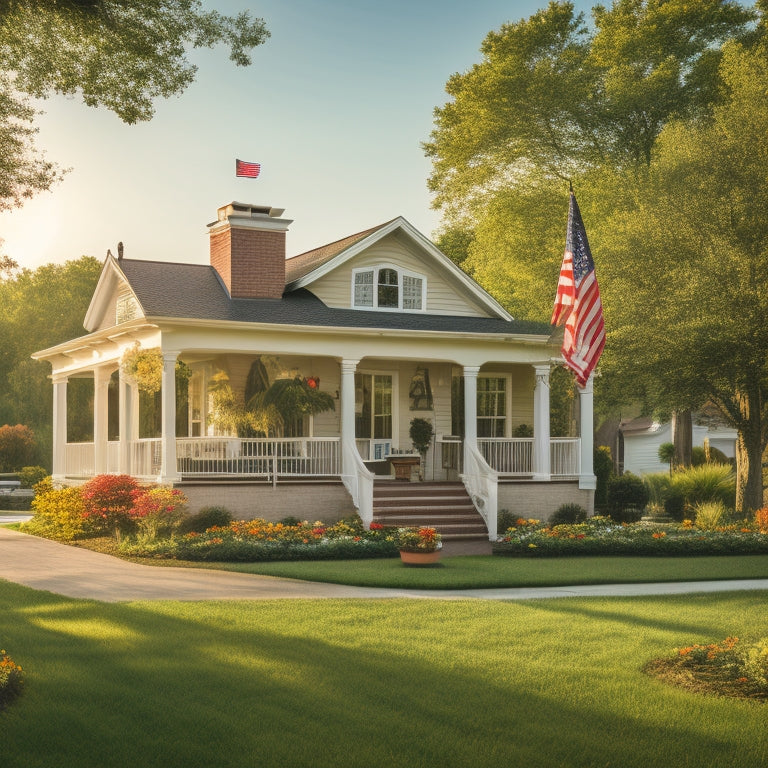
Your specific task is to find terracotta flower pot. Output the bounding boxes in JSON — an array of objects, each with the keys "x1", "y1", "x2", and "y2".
[{"x1": 399, "y1": 549, "x2": 441, "y2": 566}]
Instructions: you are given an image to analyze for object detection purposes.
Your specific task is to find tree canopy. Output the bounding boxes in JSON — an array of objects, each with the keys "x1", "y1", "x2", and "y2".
[
  {"x1": 0, "y1": 256, "x2": 102, "y2": 461},
  {"x1": 0, "y1": 0, "x2": 269, "y2": 210},
  {"x1": 425, "y1": 0, "x2": 768, "y2": 510}
]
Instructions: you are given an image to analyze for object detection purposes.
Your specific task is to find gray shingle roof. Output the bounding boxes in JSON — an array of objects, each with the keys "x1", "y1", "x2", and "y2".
[{"x1": 117, "y1": 258, "x2": 551, "y2": 337}]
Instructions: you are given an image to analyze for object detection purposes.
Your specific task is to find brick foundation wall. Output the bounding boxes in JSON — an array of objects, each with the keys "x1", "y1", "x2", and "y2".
[
  {"x1": 498, "y1": 481, "x2": 594, "y2": 522},
  {"x1": 176, "y1": 482, "x2": 356, "y2": 522}
]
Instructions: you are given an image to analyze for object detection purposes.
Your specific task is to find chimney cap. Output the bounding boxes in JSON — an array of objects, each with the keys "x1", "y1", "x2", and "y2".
[{"x1": 216, "y1": 202, "x2": 285, "y2": 221}]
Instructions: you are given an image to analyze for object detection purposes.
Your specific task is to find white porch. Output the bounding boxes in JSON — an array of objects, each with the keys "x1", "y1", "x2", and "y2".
[{"x1": 51, "y1": 354, "x2": 595, "y2": 540}]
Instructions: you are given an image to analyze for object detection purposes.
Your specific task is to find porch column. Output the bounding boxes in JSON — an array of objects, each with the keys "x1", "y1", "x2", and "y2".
[
  {"x1": 160, "y1": 350, "x2": 180, "y2": 483},
  {"x1": 118, "y1": 366, "x2": 133, "y2": 474},
  {"x1": 578, "y1": 373, "x2": 596, "y2": 489},
  {"x1": 93, "y1": 367, "x2": 111, "y2": 475},
  {"x1": 462, "y1": 366, "x2": 480, "y2": 468},
  {"x1": 340, "y1": 358, "x2": 359, "y2": 477},
  {"x1": 52, "y1": 376, "x2": 68, "y2": 480},
  {"x1": 532, "y1": 364, "x2": 551, "y2": 481}
]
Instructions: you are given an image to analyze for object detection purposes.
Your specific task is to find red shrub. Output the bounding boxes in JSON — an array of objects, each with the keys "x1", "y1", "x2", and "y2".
[{"x1": 80, "y1": 474, "x2": 140, "y2": 535}]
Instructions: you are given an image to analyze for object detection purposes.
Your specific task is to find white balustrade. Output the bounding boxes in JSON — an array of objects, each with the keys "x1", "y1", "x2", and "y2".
[
  {"x1": 478, "y1": 438, "x2": 580, "y2": 478},
  {"x1": 64, "y1": 442, "x2": 94, "y2": 477},
  {"x1": 175, "y1": 437, "x2": 341, "y2": 481}
]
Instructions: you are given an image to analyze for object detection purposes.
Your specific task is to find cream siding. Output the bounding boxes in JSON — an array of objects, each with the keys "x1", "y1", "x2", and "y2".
[{"x1": 306, "y1": 233, "x2": 492, "y2": 317}]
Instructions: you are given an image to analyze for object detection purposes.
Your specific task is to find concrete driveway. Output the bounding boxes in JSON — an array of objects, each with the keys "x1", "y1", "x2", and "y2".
[{"x1": 1, "y1": 526, "x2": 767, "y2": 603}]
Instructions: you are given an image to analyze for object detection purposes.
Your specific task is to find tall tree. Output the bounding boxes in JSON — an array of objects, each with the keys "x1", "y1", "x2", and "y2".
[
  {"x1": 0, "y1": 256, "x2": 102, "y2": 462},
  {"x1": 598, "y1": 40, "x2": 768, "y2": 511},
  {"x1": 424, "y1": 0, "x2": 761, "y2": 507},
  {"x1": 425, "y1": 0, "x2": 753, "y2": 295},
  {"x1": 0, "y1": 0, "x2": 269, "y2": 209}
]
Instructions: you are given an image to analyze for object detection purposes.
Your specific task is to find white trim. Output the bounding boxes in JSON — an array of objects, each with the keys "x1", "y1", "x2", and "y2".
[
  {"x1": 350, "y1": 263, "x2": 427, "y2": 312},
  {"x1": 83, "y1": 254, "x2": 146, "y2": 333},
  {"x1": 286, "y1": 217, "x2": 513, "y2": 321}
]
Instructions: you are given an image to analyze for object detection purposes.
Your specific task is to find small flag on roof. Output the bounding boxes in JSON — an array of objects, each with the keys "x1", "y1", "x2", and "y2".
[
  {"x1": 236, "y1": 159, "x2": 261, "y2": 178},
  {"x1": 551, "y1": 187, "x2": 605, "y2": 388}
]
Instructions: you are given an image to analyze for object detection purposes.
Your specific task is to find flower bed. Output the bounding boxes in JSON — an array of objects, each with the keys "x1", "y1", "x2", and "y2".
[
  {"x1": 493, "y1": 516, "x2": 768, "y2": 557},
  {"x1": 646, "y1": 636, "x2": 768, "y2": 701},
  {"x1": 0, "y1": 649, "x2": 24, "y2": 710},
  {"x1": 118, "y1": 517, "x2": 400, "y2": 562}
]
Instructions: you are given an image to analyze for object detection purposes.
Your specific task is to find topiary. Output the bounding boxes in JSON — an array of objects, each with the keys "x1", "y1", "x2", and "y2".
[
  {"x1": 593, "y1": 445, "x2": 614, "y2": 512},
  {"x1": 549, "y1": 503, "x2": 587, "y2": 525},
  {"x1": 178, "y1": 505, "x2": 233, "y2": 534},
  {"x1": 607, "y1": 473, "x2": 649, "y2": 523}
]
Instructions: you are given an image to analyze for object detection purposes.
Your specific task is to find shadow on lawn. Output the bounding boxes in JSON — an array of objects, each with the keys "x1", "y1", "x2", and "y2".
[{"x1": 1, "y1": 583, "x2": 763, "y2": 768}]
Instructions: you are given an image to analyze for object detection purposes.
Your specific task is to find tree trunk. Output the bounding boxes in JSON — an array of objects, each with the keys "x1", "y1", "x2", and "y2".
[
  {"x1": 672, "y1": 409, "x2": 692, "y2": 469},
  {"x1": 734, "y1": 388, "x2": 764, "y2": 514}
]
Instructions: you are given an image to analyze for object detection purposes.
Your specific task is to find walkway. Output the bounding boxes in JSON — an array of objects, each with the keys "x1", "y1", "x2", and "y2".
[{"x1": 1, "y1": 526, "x2": 767, "y2": 603}]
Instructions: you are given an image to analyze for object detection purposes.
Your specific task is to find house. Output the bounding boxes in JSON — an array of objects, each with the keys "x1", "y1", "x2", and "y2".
[
  {"x1": 32, "y1": 202, "x2": 597, "y2": 539},
  {"x1": 617, "y1": 415, "x2": 737, "y2": 476}
]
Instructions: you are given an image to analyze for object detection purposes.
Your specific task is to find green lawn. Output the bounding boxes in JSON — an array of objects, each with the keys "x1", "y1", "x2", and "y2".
[
  {"x1": 1, "y1": 580, "x2": 766, "y2": 768},
  {"x1": 187, "y1": 553, "x2": 768, "y2": 589}
]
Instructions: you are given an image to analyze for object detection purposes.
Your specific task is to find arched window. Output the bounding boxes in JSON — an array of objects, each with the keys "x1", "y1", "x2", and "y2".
[{"x1": 352, "y1": 266, "x2": 425, "y2": 311}]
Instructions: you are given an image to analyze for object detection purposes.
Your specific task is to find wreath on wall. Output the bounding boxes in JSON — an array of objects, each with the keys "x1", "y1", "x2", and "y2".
[{"x1": 121, "y1": 346, "x2": 191, "y2": 394}]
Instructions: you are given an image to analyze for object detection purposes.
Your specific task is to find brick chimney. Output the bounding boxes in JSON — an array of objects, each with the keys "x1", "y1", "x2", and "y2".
[{"x1": 208, "y1": 202, "x2": 293, "y2": 299}]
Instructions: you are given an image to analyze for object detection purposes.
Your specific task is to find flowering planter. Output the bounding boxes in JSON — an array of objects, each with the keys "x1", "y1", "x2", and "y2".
[{"x1": 399, "y1": 549, "x2": 441, "y2": 566}]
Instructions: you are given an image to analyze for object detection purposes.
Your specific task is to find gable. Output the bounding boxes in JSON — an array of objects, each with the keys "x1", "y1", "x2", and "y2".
[
  {"x1": 287, "y1": 218, "x2": 511, "y2": 319},
  {"x1": 83, "y1": 256, "x2": 145, "y2": 333},
  {"x1": 307, "y1": 232, "x2": 493, "y2": 317}
]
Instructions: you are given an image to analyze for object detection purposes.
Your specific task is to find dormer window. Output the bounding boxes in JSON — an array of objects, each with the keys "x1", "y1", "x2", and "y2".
[{"x1": 352, "y1": 267, "x2": 425, "y2": 311}]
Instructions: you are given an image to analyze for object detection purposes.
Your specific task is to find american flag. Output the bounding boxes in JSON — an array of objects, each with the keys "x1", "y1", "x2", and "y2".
[
  {"x1": 551, "y1": 190, "x2": 605, "y2": 388},
  {"x1": 235, "y1": 159, "x2": 261, "y2": 178}
]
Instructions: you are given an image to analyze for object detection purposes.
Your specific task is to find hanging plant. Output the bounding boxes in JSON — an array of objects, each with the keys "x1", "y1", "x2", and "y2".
[{"x1": 121, "y1": 346, "x2": 191, "y2": 394}]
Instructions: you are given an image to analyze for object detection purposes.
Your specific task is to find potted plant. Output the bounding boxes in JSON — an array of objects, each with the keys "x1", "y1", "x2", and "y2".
[
  {"x1": 409, "y1": 417, "x2": 434, "y2": 481},
  {"x1": 396, "y1": 526, "x2": 442, "y2": 566}
]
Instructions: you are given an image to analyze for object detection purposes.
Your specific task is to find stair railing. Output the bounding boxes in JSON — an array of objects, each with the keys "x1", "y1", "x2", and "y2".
[
  {"x1": 341, "y1": 440, "x2": 375, "y2": 528},
  {"x1": 461, "y1": 443, "x2": 498, "y2": 540}
]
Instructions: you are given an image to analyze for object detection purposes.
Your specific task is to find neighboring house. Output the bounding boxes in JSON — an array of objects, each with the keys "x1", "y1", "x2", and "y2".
[
  {"x1": 33, "y1": 202, "x2": 597, "y2": 539},
  {"x1": 618, "y1": 416, "x2": 737, "y2": 476}
]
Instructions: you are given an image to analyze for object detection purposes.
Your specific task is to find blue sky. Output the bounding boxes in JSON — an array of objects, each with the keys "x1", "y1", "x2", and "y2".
[{"x1": 1, "y1": 0, "x2": 589, "y2": 270}]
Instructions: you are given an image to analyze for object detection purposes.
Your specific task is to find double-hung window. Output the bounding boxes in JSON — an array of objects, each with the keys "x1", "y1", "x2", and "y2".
[{"x1": 352, "y1": 267, "x2": 425, "y2": 311}]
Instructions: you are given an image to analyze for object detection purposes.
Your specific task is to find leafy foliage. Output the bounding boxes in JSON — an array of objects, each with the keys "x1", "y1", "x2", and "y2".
[
  {"x1": 0, "y1": 423, "x2": 37, "y2": 471},
  {"x1": 80, "y1": 473, "x2": 140, "y2": 536},
  {"x1": 22, "y1": 480, "x2": 92, "y2": 541},
  {"x1": 0, "y1": 256, "x2": 101, "y2": 464},
  {"x1": 549, "y1": 503, "x2": 587, "y2": 525},
  {"x1": 0, "y1": 648, "x2": 24, "y2": 711},
  {"x1": 494, "y1": 516, "x2": 768, "y2": 557},
  {"x1": 606, "y1": 473, "x2": 648, "y2": 522},
  {"x1": 119, "y1": 517, "x2": 399, "y2": 562},
  {"x1": 0, "y1": 0, "x2": 270, "y2": 208},
  {"x1": 177, "y1": 505, "x2": 234, "y2": 534},
  {"x1": 17, "y1": 465, "x2": 47, "y2": 488}
]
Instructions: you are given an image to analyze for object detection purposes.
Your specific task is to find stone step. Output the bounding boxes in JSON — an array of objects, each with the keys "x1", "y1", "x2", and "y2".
[
  {"x1": 373, "y1": 498, "x2": 476, "y2": 509},
  {"x1": 373, "y1": 506, "x2": 478, "y2": 517}
]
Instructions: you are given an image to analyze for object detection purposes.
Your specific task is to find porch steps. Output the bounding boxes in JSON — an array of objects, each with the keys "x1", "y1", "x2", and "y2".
[{"x1": 372, "y1": 481, "x2": 488, "y2": 540}]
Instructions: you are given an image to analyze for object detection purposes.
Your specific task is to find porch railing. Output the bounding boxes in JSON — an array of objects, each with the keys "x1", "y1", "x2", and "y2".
[
  {"x1": 175, "y1": 437, "x2": 341, "y2": 482},
  {"x1": 131, "y1": 438, "x2": 162, "y2": 479},
  {"x1": 63, "y1": 442, "x2": 94, "y2": 477},
  {"x1": 478, "y1": 437, "x2": 580, "y2": 478},
  {"x1": 550, "y1": 438, "x2": 580, "y2": 477},
  {"x1": 478, "y1": 438, "x2": 532, "y2": 476},
  {"x1": 61, "y1": 436, "x2": 579, "y2": 483}
]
